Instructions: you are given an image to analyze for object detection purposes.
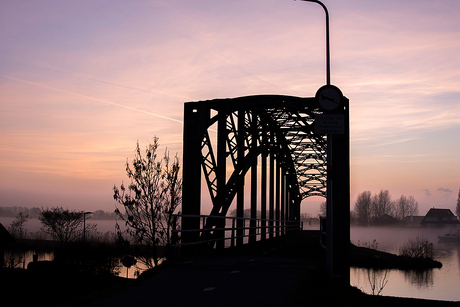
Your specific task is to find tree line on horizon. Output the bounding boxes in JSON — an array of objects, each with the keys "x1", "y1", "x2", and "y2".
[
  {"x1": 351, "y1": 189, "x2": 419, "y2": 226},
  {"x1": 0, "y1": 206, "x2": 118, "y2": 220}
]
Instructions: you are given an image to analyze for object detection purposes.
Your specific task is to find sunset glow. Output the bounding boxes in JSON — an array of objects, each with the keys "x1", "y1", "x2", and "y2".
[{"x1": 1, "y1": 0, "x2": 458, "y2": 215}]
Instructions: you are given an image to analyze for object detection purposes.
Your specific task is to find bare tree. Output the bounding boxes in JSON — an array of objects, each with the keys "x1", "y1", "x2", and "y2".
[
  {"x1": 367, "y1": 269, "x2": 389, "y2": 296},
  {"x1": 39, "y1": 207, "x2": 85, "y2": 245},
  {"x1": 406, "y1": 195, "x2": 419, "y2": 217},
  {"x1": 113, "y1": 137, "x2": 182, "y2": 268},
  {"x1": 8, "y1": 212, "x2": 30, "y2": 239},
  {"x1": 395, "y1": 195, "x2": 408, "y2": 220},
  {"x1": 353, "y1": 191, "x2": 372, "y2": 226},
  {"x1": 395, "y1": 195, "x2": 419, "y2": 220},
  {"x1": 371, "y1": 190, "x2": 394, "y2": 220}
]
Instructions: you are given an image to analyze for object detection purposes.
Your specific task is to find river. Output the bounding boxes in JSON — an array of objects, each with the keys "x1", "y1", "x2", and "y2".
[
  {"x1": 350, "y1": 226, "x2": 460, "y2": 302},
  {"x1": 1, "y1": 217, "x2": 460, "y2": 301},
  {"x1": 0, "y1": 217, "x2": 139, "y2": 277}
]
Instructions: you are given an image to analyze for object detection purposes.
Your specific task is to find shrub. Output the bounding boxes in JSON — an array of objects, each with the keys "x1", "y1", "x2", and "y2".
[{"x1": 399, "y1": 236, "x2": 435, "y2": 259}]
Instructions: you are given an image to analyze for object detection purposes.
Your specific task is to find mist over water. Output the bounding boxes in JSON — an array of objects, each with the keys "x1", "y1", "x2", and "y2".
[
  {"x1": 351, "y1": 226, "x2": 460, "y2": 301},
  {"x1": 2, "y1": 217, "x2": 460, "y2": 299}
]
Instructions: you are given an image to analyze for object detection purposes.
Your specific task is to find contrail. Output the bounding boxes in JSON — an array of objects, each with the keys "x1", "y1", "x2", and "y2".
[
  {"x1": 30, "y1": 63, "x2": 196, "y2": 101},
  {"x1": 0, "y1": 74, "x2": 184, "y2": 124}
]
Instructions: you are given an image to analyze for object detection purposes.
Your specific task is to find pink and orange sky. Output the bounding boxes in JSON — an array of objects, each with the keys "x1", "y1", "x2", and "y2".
[{"x1": 1, "y1": 0, "x2": 459, "y2": 216}]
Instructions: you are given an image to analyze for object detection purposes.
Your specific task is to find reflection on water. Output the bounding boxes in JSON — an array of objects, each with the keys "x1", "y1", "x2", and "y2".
[
  {"x1": 5, "y1": 249, "x2": 145, "y2": 279},
  {"x1": 0, "y1": 217, "x2": 144, "y2": 278},
  {"x1": 3, "y1": 217, "x2": 460, "y2": 296},
  {"x1": 350, "y1": 227, "x2": 460, "y2": 301},
  {"x1": 404, "y1": 269, "x2": 434, "y2": 288},
  {"x1": 119, "y1": 259, "x2": 152, "y2": 279},
  {"x1": 4, "y1": 250, "x2": 54, "y2": 269}
]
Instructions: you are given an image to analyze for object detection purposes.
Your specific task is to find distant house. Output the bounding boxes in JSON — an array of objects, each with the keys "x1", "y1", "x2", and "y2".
[
  {"x1": 421, "y1": 208, "x2": 460, "y2": 228},
  {"x1": 373, "y1": 214, "x2": 399, "y2": 226}
]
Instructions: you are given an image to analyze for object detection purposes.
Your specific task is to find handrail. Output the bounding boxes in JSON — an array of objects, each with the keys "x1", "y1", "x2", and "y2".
[{"x1": 171, "y1": 214, "x2": 303, "y2": 248}]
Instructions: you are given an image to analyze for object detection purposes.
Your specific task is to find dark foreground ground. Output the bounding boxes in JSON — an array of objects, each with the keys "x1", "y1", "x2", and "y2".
[{"x1": 1, "y1": 230, "x2": 458, "y2": 307}]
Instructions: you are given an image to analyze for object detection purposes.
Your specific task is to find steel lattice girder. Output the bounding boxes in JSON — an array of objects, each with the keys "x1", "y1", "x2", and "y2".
[{"x1": 183, "y1": 95, "x2": 328, "y2": 219}]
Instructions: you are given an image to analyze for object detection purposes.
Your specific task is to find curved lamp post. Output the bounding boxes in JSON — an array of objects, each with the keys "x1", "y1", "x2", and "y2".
[
  {"x1": 297, "y1": 0, "x2": 330, "y2": 85},
  {"x1": 298, "y1": 1, "x2": 350, "y2": 283}
]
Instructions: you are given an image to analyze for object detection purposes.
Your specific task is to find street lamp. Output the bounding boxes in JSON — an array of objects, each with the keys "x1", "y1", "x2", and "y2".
[
  {"x1": 83, "y1": 211, "x2": 93, "y2": 242},
  {"x1": 297, "y1": 0, "x2": 330, "y2": 85},
  {"x1": 298, "y1": 1, "x2": 348, "y2": 281}
]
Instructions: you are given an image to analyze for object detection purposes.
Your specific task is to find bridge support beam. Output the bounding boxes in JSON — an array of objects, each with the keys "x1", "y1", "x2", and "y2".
[
  {"x1": 182, "y1": 102, "x2": 209, "y2": 245},
  {"x1": 325, "y1": 101, "x2": 350, "y2": 283}
]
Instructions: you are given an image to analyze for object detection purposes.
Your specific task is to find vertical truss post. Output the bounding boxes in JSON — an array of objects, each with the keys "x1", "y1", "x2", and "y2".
[
  {"x1": 250, "y1": 159, "x2": 257, "y2": 243},
  {"x1": 326, "y1": 137, "x2": 333, "y2": 276},
  {"x1": 250, "y1": 112, "x2": 258, "y2": 243},
  {"x1": 261, "y1": 130, "x2": 268, "y2": 240},
  {"x1": 269, "y1": 145, "x2": 276, "y2": 238},
  {"x1": 290, "y1": 195, "x2": 294, "y2": 230},
  {"x1": 324, "y1": 97, "x2": 350, "y2": 283},
  {"x1": 331, "y1": 99, "x2": 350, "y2": 281},
  {"x1": 260, "y1": 150, "x2": 267, "y2": 240},
  {"x1": 182, "y1": 102, "x2": 209, "y2": 244},
  {"x1": 275, "y1": 154, "x2": 281, "y2": 237},
  {"x1": 214, "y1": 113, "x2": 228, "y2": 250},
  {"x1": 281, "y1": 168, "x2": 286, "y2": 236},
  {"x1": 237, "y1": 109, "x2": 245, "y2": 246}
]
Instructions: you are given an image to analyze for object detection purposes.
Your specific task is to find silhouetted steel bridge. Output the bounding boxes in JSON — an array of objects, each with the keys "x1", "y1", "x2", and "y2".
[
  {"x1": 174, "y1": 0, "x2": 350, "y2": 284},
  {"x1": 178, "y1": 94, "x2": 349, "y2": 270}
]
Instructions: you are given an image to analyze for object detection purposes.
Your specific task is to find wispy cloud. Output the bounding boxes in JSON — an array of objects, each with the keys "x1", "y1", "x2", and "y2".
[
  {"x1": 437, "y1": 188, "x2": 453, "y2": 194},
  {"x1": 422, "y1": 189, "x2": 431, "y2": 198},
  {"x1": 0, "y1": 74, "x2": 184, "y2": 124}
]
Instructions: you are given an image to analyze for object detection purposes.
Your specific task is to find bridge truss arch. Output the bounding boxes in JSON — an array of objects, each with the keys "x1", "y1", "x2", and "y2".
[{"x1": 182, "y1": 95, "x2": 339, "y2": 246}]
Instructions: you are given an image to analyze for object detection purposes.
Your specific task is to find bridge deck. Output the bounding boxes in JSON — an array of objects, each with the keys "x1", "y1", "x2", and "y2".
[{"x1": 85, "y1": 231, "x2": 325, "y2": 307}]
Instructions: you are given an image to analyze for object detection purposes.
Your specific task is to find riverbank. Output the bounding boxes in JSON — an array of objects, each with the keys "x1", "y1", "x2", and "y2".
[{"x1": 349, "y1": 243, "x2": 443, "y2": 270}]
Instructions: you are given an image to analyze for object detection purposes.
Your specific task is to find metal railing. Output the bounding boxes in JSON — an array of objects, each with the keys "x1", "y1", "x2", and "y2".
[{"x1": 171, "y1": 214, "x2": 303, "y2": 248}]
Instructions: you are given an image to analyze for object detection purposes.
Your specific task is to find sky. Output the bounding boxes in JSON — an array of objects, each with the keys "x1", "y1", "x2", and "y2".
[{"x1": 0, "y1": 0, "x2": 459, "y2": 217}]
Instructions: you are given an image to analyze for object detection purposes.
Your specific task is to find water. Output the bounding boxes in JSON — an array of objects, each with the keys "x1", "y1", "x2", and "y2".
[
  {"x1": 0, "y1": 217, "x2": 138, "y2": 278},
  {"x1": 3, "y1": 250, "x2": 54, "y2": 270},
  {"x1": 3, "y1": 217, "x2": 460, "y2": 298},
  {"x1": 350, "y1": 226, "x2": 460, "y2": 301}
]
